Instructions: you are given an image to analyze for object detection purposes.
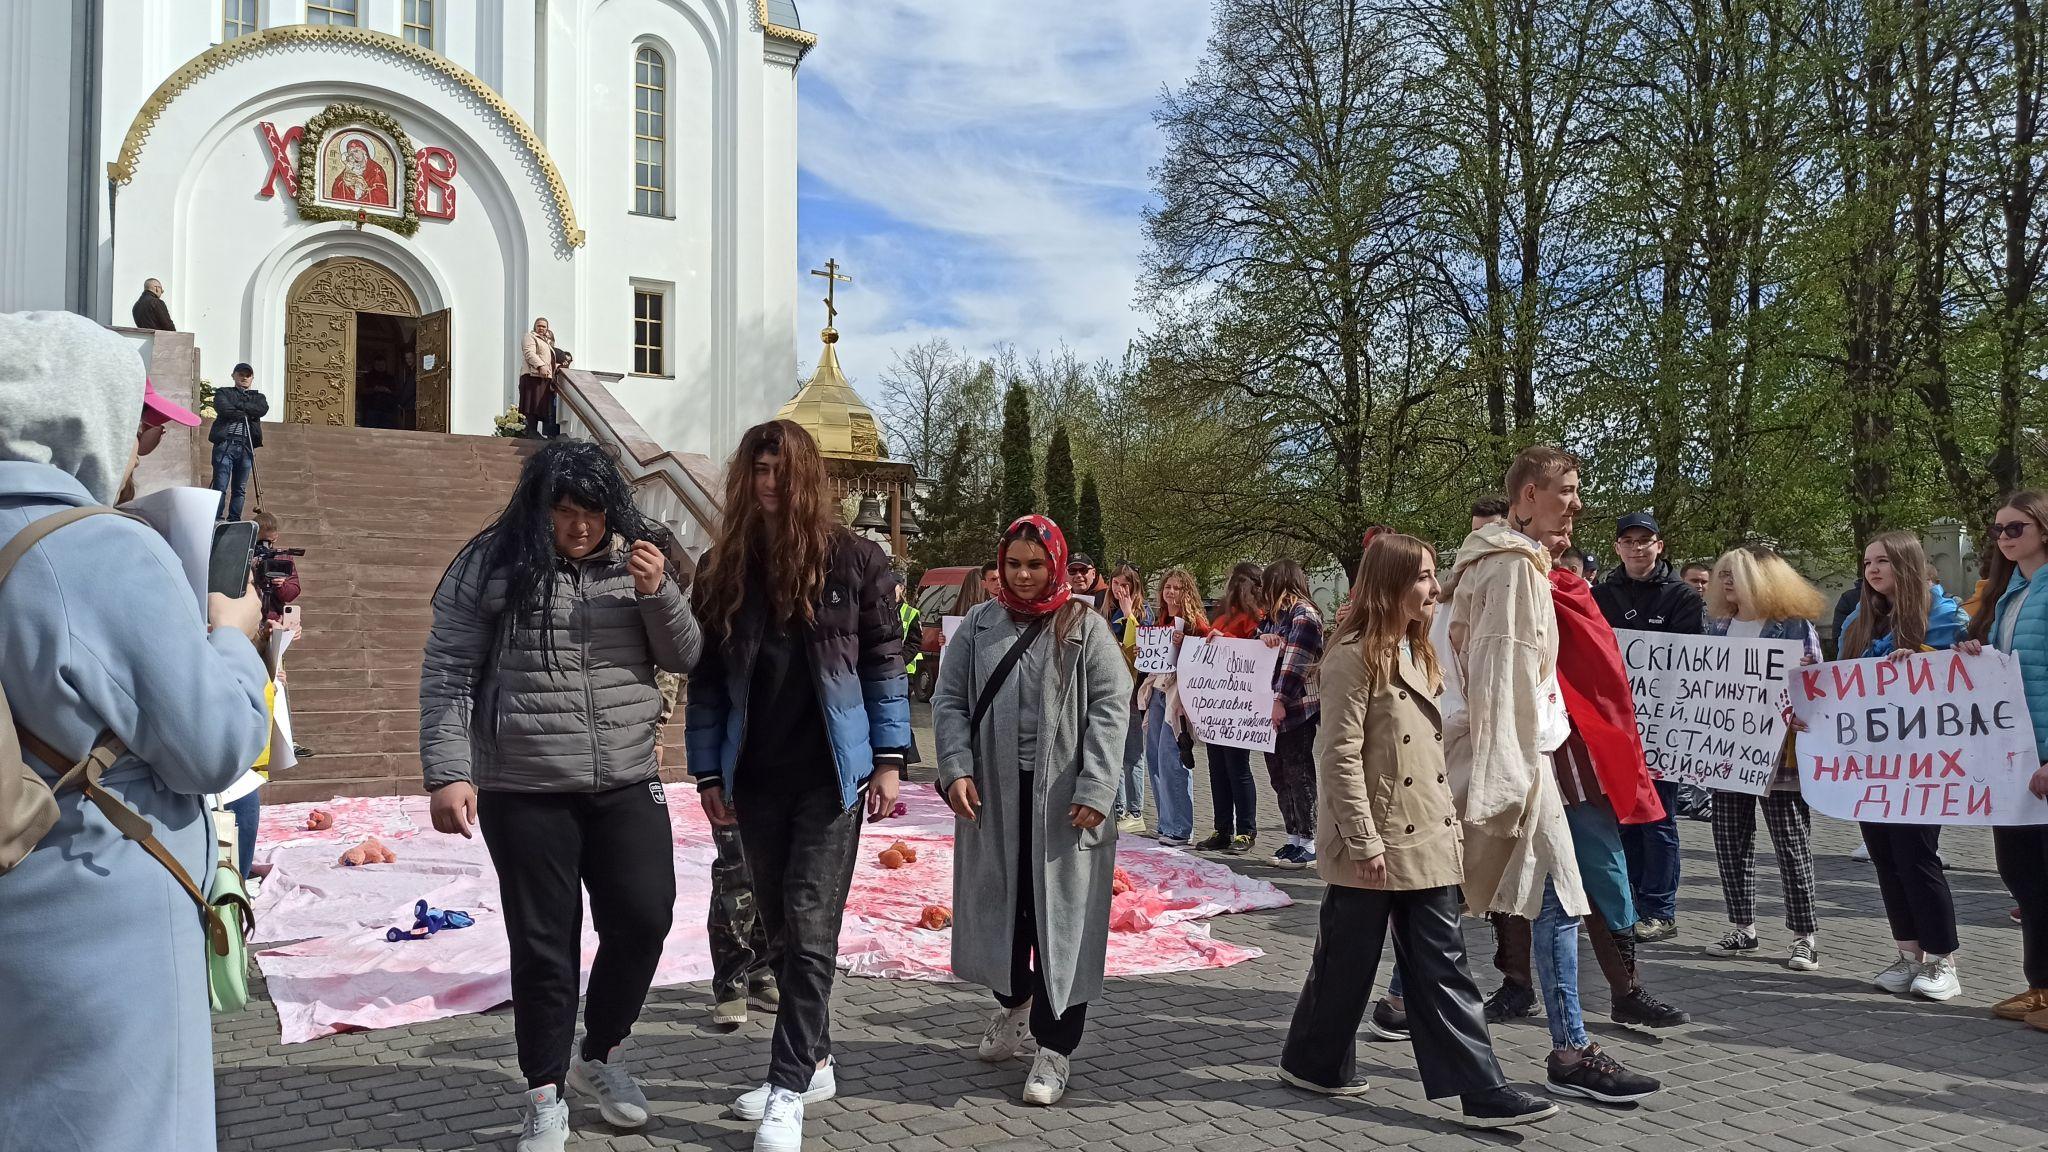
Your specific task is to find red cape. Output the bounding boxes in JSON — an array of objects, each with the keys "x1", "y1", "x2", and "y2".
[{"x1": 1550, "y1": 568, "x2": 1666, "y2": 825}]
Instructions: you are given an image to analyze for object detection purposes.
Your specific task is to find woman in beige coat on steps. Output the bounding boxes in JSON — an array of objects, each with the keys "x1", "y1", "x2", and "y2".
[{"x1": 1277, "y1": 533, "x2": 1555, "y2": 1129}]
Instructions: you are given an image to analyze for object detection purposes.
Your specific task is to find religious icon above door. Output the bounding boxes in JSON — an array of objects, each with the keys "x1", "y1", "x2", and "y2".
[{"x1": 294, "y1": 103, "x2": 421, "y2": 236}]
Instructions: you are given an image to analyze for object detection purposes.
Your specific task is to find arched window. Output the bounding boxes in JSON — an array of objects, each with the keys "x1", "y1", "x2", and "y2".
[{"x1": 633, "y1": 46, "x2": 667, "y2": 216}]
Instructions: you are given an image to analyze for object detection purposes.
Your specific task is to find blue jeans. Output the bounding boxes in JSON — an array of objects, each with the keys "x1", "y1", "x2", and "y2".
[
  {"x1": 1620, "y1": 779, "x2": 1681, "y2": 921},
  {"x1": 1530, "y1": 877, "x2": 1590, "y2": 1051},
  {"x1": 224, "y1": 790, "x2": 259, "y2": 879},
  {"x1": 1145, "y1": 694, "x2": 1194, "y2": 840},
  {"x1": 1114, "y1": 703, "x2": 1146, "y2": 819},
  {"x1": 210, "y1": 438, "x2": 253, "y2": 521}
]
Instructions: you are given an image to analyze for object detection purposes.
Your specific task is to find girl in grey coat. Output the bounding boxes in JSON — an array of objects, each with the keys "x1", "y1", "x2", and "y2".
[{"x1": 933, "y1": 515, "x2": 1131, "y2": 1107}]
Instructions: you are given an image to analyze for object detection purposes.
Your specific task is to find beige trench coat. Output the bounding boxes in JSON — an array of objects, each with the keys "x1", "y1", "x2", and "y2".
[{"x1": 1313, "y1": 636, "x2": 1464, "y2": 891}]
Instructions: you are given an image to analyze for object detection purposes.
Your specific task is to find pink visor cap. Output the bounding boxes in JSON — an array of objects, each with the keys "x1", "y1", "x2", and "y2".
[{"x1": 142, "y1": 378, "x2": 202, "y2": 428}]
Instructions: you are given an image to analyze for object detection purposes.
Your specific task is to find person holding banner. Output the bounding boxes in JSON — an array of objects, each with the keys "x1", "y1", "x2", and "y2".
[
  {"x1": 1137, "y1": 568, "x2": 1207, "y2": 847},
  {"x1": 1260, "y1": 560, "x2": 1324, "y2": 868},
  {"x1": 1960, "y1": 493, "x2": 2048, "y2": 1027},
  {"x1": 1839, "y1": 531, "x2": 1969, "y2": 1002},
  {"x1": 1278, "y1": 534, "x2": 1557, "y2": 1128},
  {"x1": 933, "y1": 514, "x2": 1129, "y2": 1107},
  {"x1": 1107, "y1": 563, "x2": 1151, "y2": 834},
  {"x1": 1197, "y1": 564, "x2": 1266, "y2": 855},
  {"x1": 1702, "y1": 546, "x2": 1827, "y2": 971}
]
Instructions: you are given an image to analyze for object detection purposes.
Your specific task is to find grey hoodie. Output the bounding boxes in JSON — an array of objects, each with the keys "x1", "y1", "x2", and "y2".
[{"x1": 0, "y1": 310, "x2": 143, "y2": 504}]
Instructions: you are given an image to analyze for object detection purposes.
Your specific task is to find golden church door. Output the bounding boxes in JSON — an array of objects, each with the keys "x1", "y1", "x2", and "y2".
[
  {"x1": 284, "y1": 257, "x2": 425, "y2": 428},
  {"x1": 415, "y1": 308, "x2": 451, "y2": 433}
]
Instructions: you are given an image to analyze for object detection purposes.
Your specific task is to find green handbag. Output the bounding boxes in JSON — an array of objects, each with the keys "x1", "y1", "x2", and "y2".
[{"x1": 206, "y1": 810, "x2": 256, "y2": 1013}]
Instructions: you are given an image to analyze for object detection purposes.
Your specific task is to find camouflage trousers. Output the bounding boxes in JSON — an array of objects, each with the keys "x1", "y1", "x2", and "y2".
[{"x1": 710, "y1": 822, "x2": 774, "y2": 1002}]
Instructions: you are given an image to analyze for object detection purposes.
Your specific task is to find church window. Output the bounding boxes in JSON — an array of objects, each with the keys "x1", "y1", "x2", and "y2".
[
  {"x1": 403, "y1": 0, "x2": 434, "y2": 47},
  {"x1": 305, "y1": 0, "x2": 357, "y2": 26},
  {"x1": 222, "y1": 0, "x2": 258, "y2": 40},
  {"x1": 634, "y1": 287, "x2": 668, "y2": 377},
  {"x1": 634, "y1": 46, "x2": 668, "y2": 217}
]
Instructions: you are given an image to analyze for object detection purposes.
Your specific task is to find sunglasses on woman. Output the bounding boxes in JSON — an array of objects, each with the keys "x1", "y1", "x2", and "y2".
[{"x1": 1991, "y1": 519, "x2": 2038, "y2": 540}]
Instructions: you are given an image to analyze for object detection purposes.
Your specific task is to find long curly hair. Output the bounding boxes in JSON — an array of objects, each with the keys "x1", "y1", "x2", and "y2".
[
  {"x1": 461, "y1": 439, "x2": 660, "y2": 657},
  {"x1": 696, "y1": 419, "x2": 841, "y2": 639}
]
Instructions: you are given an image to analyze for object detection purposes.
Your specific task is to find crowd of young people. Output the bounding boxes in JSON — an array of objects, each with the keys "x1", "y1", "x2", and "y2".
[{"x1": 409, "y1": 416, "x2": 2048, "y2": 1152}]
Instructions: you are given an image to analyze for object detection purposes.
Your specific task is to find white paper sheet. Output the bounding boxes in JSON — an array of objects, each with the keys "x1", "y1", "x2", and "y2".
[{"x1": 119, "y1": 486, "x2": 223, "y2": 617}]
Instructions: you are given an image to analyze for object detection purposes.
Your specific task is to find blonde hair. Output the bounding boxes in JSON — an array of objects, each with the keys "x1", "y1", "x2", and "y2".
[
  {"x1": 1157, "y1": 566, "x2": 1209, "y2": 632},
  {"x1": 1328, "y1": 533, "x2": 1442, "y2": 695},
  {"x1": 1710, "y1": 545, "x2": 1826, "y2": 623}
]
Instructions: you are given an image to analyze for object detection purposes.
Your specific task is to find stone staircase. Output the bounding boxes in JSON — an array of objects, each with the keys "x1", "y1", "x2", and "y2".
[{"x1": 253, "y1": 422, "x2": 683, "y2": 804}]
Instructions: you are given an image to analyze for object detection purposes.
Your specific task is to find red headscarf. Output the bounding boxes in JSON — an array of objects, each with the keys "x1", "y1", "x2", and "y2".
[
  {"x1": 1549, "y1": 566, "x2": 1667, "y2": 826},
  {"x1": 996, "y1": 514, "x2": 1073, "y2": 619}
]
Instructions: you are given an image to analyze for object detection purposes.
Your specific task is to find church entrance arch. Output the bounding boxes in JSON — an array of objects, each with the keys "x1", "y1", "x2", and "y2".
[{"x1": 283, "y1": 256, "x2": 451, "y2": 431}]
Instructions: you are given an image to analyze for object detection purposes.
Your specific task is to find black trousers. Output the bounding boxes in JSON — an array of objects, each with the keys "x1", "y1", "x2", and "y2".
[
  {"x1": 478, "y1": 782, "x2": 677, "y2": 1090},
  {"x1": 1282, "y1": 883, "x2": 1505, "y2": 1100},
  {"x1": 1207, "y1": 744, "x2": 1259, "y2": 837},
  {"x1": 709, "y1": 822, "x2": 773, "y2": 1002},
  {"x1": 1859, "y1": 822, "x2": 1959, "y2": 956},
  {"x1": 1995, "y1": 824, "x2": 2048, "y2": 988},
  {"x1": 994, "y1": 771, "x2": 1088, "y2": 1055},
  {"x1": 737, "y1": 778, "x2": 865, "y2": 1093}
]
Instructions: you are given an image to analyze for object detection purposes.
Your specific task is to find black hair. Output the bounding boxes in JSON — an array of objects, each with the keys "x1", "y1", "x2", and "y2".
[
  {"x1": 463, "y1": 440, "x2": 661, "y2": 660},
  {"x1": 1471, "y1": 494, "x2": 1509, "y2": 519}
]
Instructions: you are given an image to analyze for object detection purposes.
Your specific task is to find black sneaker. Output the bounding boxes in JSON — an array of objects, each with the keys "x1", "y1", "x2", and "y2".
[
  {"x1": 1460, "y1": 1084, "x2": 1560, "y2": 1128},
  {"x1": 1226, "y1": 833, "x2": 1257, "y2": 855},
  {"x1": 1366, "y1": 998, "x2": 1409, "y2": 1041},
  {"x1": 1194, "y1": 832, "x2": 1232, "y2": 852},
  {"x1": 1484, "y1": 981, "x2": 1539, "y2": 1022},
  {"x1": 1546, "y1": 1045, "x2": 1661, "y2": 1104},
  {"x1": 1278, "y1": 1066, "x2": 1370, "y2": 1097},
  {"x1": 1611, "y1": 986, "x2": 1691, "y2": 1028},
  {"x1": 1633, "y1": 917, "x2": 1678, "y2": 943},
  {"x1": 1704, "y1": 928, "x2": 1760, "y2": 959}
]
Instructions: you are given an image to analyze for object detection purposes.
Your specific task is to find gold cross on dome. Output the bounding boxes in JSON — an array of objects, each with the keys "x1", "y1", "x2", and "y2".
[{"x1": 811, "y1": 258, "x2": 852, "y2": 327}]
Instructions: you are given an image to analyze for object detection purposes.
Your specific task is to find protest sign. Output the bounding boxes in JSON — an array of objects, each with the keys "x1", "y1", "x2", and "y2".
[
  {"x1": 941, "y1": 615, "x2": 964, "y2": 645},
  {"x1": 1617, "y1": 629, "x2": 1804, "y2": 796},
  {"x1": 1789, "y1": 649, "x2": 2048, "y2": 826},
  {"x1": 1135, "y1": 625, "x2": 1177, "y2": 674},
  {"x1": 1175, "y1": 636, "x2": 1279, "y2": 752}
]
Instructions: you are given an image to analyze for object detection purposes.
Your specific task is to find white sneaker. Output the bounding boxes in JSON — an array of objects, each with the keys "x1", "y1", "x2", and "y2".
[
  {"x1": 1022, "y1": 1049, "x2": 1070, "y2": 1106},
  {"x1": 515, "y1": 1084, "x2": 570, "y2": 1152},
  {"x1": 1850, "y1": 841, "x2": 1871, "y2": 862},
  {"x1": 1911, "y1": 955, "x2": 1962, "y2": 1001},
  {"x1": 753, "y1": 1086, "x2": 805, "y2": 1152},
  {"x1": 1873, "y1": 952, "x2": 1919, "y2": 994},
  {"x1": 567, "y1": 1047, "x2": 650, "y2": 1128},
  {"x1": 732, "y1": 1060, "x2": 836, "y2": 1121},
  {"x1": 977, "y1": 1003, "x2": 1034, "y2": 1062}
]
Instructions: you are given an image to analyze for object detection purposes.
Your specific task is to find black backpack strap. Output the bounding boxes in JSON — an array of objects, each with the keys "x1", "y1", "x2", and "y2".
[{"x1": 970, "y1": 615, "x2": 1051, "y2": 731}]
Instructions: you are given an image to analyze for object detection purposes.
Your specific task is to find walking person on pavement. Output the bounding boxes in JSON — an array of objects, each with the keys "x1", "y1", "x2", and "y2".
[
  {"x1": 211, "y1": 362, "x2": 267, "y2": 522},
  {"x1": 1199, "y1": 563, "x2": 1265, "y2": 854},
  {"x1": 1702, "y1": 545, "x2": 1828, "y2": 972},
  {"x1": 934, "y1": 515, "x2": 1129, "y2": 1106},
  {"x1": 686, "y1": 419, "x2": 912, "y2": 1152},
  {"x1": 1106, "y1": 562, "x2": 1151, "y2": 834},
  {"x1": 420, "y1": 440, "x2": 701, "y2": 1151},
  {"x1": 1277, "y1": 533, "x2": 1558, "y2": 1129},
  {"x1": 1592, "y1": 512, "x2": 1705, "y2": 942},
  {"x1": 1259, "y1": 560, "x2": 1323, "y2": 869},
  {"x1": 1137, "y1": 567, "x2": 1207, "y2": 846},
  {"x1": 1440, "y1": 447, "x2": 1661, "y2": 1104}
]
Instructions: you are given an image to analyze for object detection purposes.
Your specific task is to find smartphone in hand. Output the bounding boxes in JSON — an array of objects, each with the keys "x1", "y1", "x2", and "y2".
[{"x1": 208, "y1": 521, "x2": 259, "y2": 597}]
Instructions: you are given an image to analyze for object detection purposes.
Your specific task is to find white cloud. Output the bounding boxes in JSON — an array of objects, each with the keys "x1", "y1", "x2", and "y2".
[{"x1": 793, "y1": 1, "x2": 1213, "y2": 393}]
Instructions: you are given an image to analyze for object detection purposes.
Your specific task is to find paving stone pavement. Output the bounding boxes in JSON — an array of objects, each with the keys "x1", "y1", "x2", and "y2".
[{"x1": 216, "y1": 714, "x2": 2048, "y2": 1151}]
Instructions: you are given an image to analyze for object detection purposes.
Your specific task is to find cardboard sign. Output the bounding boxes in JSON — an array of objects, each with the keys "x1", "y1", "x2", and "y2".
[
  {"x1": 1789, "y1": 649, "x2": 2048, "y2": 825},
  {"x1": 1175, "y1": 636, "x2": 1280, "y2": 751},
  {"x1": 1135, "y1": 625, "x2": 1177, "y2": 674},
  {"x1": 1617, "y1": 629, "x2": 1805, "y2": 795}
]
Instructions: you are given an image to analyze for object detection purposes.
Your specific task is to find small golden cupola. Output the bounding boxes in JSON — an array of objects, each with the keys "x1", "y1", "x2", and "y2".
[{"x1": 776, "y1": 258, "x2": 883, "y2": 461}]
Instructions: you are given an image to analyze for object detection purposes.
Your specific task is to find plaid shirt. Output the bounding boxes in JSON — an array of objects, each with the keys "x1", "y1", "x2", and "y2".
[{"x1": 1260, "y1": 601, "x2": 1324, "y2": 731}]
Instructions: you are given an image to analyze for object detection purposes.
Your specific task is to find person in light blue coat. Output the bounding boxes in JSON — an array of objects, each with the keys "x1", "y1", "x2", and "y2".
[{"x1": 0, "y1": 311, "x2": 273, "y2": 1152}]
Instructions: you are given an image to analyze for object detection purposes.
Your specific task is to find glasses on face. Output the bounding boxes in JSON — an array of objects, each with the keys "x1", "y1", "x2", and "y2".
[
  {"x1": 1991, "y1": 520, "x2": 2035, "y2": 540},
  {"x1": 1617, "y1": 537, "x2": 1659, "y2": 551}
]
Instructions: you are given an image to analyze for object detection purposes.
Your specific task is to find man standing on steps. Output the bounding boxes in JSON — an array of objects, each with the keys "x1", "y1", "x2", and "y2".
[
  {"x1": 211, "y1": 363, "x2": 267, "y2": 522},
  {"x1": 1592, "y1": 512, "x2": 1705, "y2": 944},
  {"x1": 131, "y1": 278, "x2": 174, "y2": 330}
]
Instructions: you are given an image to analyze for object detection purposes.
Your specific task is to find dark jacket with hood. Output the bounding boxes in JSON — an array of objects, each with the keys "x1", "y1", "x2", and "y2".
[{"x1": 1592, "y1": 559, "x2": 1706, "y2": 636}]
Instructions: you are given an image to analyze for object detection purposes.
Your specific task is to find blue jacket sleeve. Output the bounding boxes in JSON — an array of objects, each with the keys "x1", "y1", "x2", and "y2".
[{"x1": 854, "y1": 541, "x2": 912, "y2": 759}]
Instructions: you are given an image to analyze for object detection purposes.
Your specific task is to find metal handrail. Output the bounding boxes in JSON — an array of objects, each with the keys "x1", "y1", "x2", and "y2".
[{"x1": 552, "y1": 367, "x2": 723, "y2": 561}]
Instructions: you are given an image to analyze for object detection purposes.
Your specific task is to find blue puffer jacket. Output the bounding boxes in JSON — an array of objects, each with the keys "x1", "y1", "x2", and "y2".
[
  {"x1": 1840, "y1": 583, "x2": 1968, "y2": 658},
  {"x1": 686, "y1": 529, "x2": 913, "y2": 809},
  {"x1": 1989, "y1": 570, "x2": 2048, "y2": 759}
]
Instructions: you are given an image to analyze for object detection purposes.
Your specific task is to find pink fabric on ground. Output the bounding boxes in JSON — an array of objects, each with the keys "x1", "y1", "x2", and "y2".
[{"x1": 249, "y1": 786, "x2": 1287, "y2": 1044}]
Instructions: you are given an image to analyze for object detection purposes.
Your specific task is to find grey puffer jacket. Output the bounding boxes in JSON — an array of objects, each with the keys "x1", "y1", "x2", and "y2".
[{"x1": 420, "y1": 534, "x2": 702, "y2": 793}]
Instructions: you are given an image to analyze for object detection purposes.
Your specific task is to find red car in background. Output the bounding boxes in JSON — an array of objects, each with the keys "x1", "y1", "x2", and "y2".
[{"x1": 909, "y1": 566, "x2": 976, "y2": 699}]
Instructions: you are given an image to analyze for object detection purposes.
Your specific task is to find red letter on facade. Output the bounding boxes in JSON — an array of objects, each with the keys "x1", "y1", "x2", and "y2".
[
  {"x1": 415, "y1": 146, "x2": 458, "y2": 220},
  {"x1": 259, "y1": 122, "x2": 303, "y2": 198}
]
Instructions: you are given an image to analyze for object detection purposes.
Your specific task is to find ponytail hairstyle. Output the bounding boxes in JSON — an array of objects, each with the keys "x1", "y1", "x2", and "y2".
[
  {"x1": 1841, "y1": 531, "x2": 1934, "y2": 658},
  {"x1": 1967, "y1": 491, "x2": 2048, "y2": 644},
  {"x1": 695, "y1": 419, "x2": 841, "y2": 640},
  {"x1": 1328, "y1": 533, "x2": 1441, "y2": 695}
]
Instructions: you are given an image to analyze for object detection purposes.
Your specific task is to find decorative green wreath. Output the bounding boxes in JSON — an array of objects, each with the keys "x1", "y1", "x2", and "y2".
[{"x1": 294, "y1": 102, "x2": 421, "y2": 236}]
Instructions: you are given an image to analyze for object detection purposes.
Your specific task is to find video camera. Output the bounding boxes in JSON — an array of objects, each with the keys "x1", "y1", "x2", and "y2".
[{"x1": 253, "y1": 540, "x2": 306, "y2": 579}]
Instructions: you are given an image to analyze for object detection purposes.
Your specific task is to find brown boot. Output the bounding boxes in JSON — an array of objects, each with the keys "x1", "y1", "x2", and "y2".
[{"x1": 1992, "y1": 988, "x2": 2048, "y2": 1021}]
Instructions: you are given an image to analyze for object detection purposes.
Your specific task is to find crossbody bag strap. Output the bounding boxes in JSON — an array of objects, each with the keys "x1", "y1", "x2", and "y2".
[
  {"x1": 0, "y1": 506, "x2": 129, "y2": 583},
  {"x1": 970, "y1": 615, "x2": 1052, "y2": 732}
]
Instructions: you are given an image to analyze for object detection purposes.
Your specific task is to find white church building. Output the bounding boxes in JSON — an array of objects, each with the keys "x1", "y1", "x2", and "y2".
[{"x1": 1, "y1": 0, "x2": 809, "y2": 458}]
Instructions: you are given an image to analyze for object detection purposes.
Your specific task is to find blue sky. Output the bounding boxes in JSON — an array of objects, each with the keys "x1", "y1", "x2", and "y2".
[{"x1": 792, "y1": 2, "x2": 1215, "y2": 397}]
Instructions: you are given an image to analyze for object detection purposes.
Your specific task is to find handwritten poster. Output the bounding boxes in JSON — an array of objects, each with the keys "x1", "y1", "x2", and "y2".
[
  {"x1": 1135, "y1": 625, "x2": 1177, "y2": 674},
  {"x1": 1789, "y1": 649, "x2": 2048, "y2": 826},
  {"x1": 1617, "y1": 629, "x2": 1804, "y2": 796},
  {"x1": 1175, "y1": 636, "x2": 1279, "y2": 752}
]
